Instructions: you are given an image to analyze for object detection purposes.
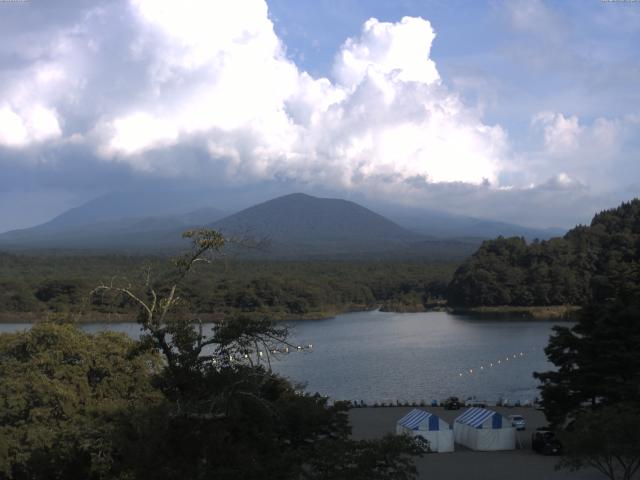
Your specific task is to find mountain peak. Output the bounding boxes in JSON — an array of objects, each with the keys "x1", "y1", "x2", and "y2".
[
  {"x1": 210, "y1": 193, "x2": 420, "y2": 256},
  {"x1": 278, "y1": 192, "x2": 315, "y2": 200}
]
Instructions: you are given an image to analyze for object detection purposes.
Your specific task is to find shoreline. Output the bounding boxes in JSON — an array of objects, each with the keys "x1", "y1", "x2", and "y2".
[
  {"x1": 0, "y1": 304, "x2": 376, "y2": 324},
  {"x1": 0, "y1": 303, "x2": 580, "y2": 324},
  {"x1": 452, "y1": 305, "x2": 580, "y2": 320}
]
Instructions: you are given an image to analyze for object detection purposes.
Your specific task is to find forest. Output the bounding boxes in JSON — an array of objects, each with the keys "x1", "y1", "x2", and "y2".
[
  {"x1": 0, "y1": 254, "x2": 454, "y2": 321},
  {"x1": 447, "y1": 199, "x2": 640, "y2": 308}
]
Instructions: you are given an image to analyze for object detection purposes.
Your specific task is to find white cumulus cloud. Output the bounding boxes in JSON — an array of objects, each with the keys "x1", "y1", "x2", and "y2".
[
  {"x1": 533, "y1": 112, "x2": 582, "y2": 154},
  {"x1": 0, "y1": 104, "x2": 61, "y2": 148},
  {"x1": 526, "y1": 111, "x2": 639, "y2": 193},
  {"x1": 95, "y1": 2, "x2": 508, "y2": 192},
  {"x1": 333, "y1": 16, "x2": 440, "y2": 87},
  {"x1": 0, "y1": 0, "x2": 510, "y2": 197}
]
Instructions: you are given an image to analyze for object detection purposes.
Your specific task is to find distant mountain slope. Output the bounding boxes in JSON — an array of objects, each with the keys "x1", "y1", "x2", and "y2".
[
  {"x1": 210, "y1": 193, "x2": 422, "y2": 256},
  {"x1": 385, "y1": 210, "x2": 564, "y2": 241},
  {"x1": 0, "y1": 207, "x2": 226, "y2": 250},
  {"x1": 44, "y1": 186, "x2": 221, "y2": 228}
]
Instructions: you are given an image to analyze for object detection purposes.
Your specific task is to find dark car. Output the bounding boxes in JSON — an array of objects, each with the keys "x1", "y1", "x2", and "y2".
[
  {"x1": 532, "y1": 428, "x2": 562, "y2": 455},
  {"x1": 443, "y1": 396, "x2": 461, "y2": 410}
]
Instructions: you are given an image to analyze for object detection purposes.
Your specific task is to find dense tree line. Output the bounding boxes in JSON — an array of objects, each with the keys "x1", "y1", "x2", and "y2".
[
  {"x1": 0, "y1": 255, "x2": 454, "y2": 320},
  {"x1": 447, "y1": 199, "x2": 640, "y2": 307},
  {"x1": 532, "y1": 210, "x2": 640, "y2": 479}
]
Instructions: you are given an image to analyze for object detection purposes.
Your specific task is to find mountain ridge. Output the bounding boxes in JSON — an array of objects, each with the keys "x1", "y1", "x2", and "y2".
[
  {"x1": 0, "y1": 191, "x2": 563, "y2": 258},
  {"x1": 208, "y1": 193, "x2": 423, "y2": 257}
]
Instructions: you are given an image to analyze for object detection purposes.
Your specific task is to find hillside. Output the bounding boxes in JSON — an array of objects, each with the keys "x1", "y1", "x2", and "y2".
[
  {"x1": 41, "y1": 185, "x2": 227, "y2": 228},
  {"x1": 210, "y1": 193, "x2": 425, "y2": 257},
  {"x1": 447, "y1": 199, "x2": 640, "y2": 307},
  {"x1": 0, "y1": 207, "x2": 226, "y2": 251},
  {"x1": 385, "y1": 209, "x2": 564, "y2": 241}
]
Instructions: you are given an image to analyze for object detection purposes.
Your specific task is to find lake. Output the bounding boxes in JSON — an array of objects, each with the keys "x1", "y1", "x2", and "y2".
[{"x1": 0, "y1": 310, "x2": 566, "y2": 405}]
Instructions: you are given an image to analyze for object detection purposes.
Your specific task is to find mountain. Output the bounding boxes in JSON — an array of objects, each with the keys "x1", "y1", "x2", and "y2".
[
  {"x1": 42, "y1": 186, "x2": 223, "y2": 228},
  {"x1": 209, "y1": 193, "x2": 425, "y2": 257},
  {"x1": 0, "y1": 189, "x2": 561, "y2": 259},
  {"x1": 371, "y1": 205, "x2": 565, "y2": 240},
  {"x1": 0, "y1": 207, "x2": 226, "y2": 251}
]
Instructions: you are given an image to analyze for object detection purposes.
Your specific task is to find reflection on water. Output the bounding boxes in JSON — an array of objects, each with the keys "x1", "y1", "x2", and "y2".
[
  {"x1": 276, "y1": 310, "x2": 564, "y2": 404},
  {"x1": 0, "y1": 310, "x2": 567, "y2": 404}
]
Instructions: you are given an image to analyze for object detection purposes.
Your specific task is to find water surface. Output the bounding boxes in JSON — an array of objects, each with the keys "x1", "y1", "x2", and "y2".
[
  {"x1": 0, "y1": 310, "x2": 565, "y2": 404},
  {"x1": 278, "y1": 310, "x2": 561, "y2": 404}
]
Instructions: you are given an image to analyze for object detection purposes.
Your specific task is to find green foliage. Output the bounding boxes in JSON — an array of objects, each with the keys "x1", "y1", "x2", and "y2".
[
  {"x1": 0, "y1": 253, "x2": 455, "y2": 319},
  {"x1": 447, "y1": 235, "x2": 588, "y2": 306},
  {"x1": 302, "y1": 435, "x2": 423, "y2": 480},
  {"x1": 448, "y1": 199, "x2": 640, "y2": 307},
  {"x1": 0, "y1": 323, "x2": 163, "y2": 479},
  {"x1": 0, "y1": 281, "x2": 42, "y2": 313},
  {"x1": 557, "y1": 405, "x2": 640, "y2": 480},
  {"x1": 534, "y1": 298, "x2": 640, "y2": 427},
  {"x1": 532, "y1": 201, "x2": 640, "y2": 426},
  {"x1": 530, "y1": 201, "x2": 640, "y2": 478}
]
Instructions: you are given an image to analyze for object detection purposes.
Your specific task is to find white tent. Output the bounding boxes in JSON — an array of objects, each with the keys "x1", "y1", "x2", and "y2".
[
  {"x1": 453, "y1": 407, "x2": 516, "y2": 451},
  {"x1": 396, "y1": 409, "x2": 454, "y2": 453}
]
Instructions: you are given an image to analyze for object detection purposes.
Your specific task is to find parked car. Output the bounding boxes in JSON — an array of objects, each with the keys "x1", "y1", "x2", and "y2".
[
  {"x1": 508, "y1": 414, "x2": 526, "y2": 430},
  {"x1": 532, "y1": 428, "x2": 562, "y2": 455},
  {"x1": 443, "y1": 396, "x2": 461, "y2": 410}
]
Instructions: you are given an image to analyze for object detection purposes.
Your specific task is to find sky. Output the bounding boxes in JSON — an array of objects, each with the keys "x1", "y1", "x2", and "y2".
[{"x1": 0, "y1": 0, "x2": 639, "y2": 232}]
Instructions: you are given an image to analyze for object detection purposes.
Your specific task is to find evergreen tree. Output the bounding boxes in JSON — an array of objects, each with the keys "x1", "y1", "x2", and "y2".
[
  {"x1": 533, "y1": 201, "x2": 640, "y2": 479},
  {"x1": 448, "y1": 199, "x2": 640, "y2": 308}
]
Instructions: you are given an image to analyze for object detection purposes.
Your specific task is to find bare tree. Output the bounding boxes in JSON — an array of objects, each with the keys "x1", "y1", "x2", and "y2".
[{"x1": 91, "y1": 229, "x2": 294, "y2": 377}]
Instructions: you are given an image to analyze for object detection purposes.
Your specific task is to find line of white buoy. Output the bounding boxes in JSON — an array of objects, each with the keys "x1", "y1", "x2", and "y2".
[{"x1": 457, "y1": 348, "x2": 539, "y2": 378}]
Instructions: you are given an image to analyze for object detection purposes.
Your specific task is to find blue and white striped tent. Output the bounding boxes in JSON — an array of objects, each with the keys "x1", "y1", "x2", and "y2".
[
  {"x1": 396, "y1": 409, "x2": 454, "y2": 453},
  {"x1": 455, "y1": 407, "x2": 504, "y2": 429},
  {"x1": 398, "y1": 409, "x2": 443, "y2": 431},
  {"x1": 453, "y1": 408, "x2": 516, "y2": 451}
]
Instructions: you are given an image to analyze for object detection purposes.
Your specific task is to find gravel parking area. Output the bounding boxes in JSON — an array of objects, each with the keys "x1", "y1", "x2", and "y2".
[{"x1": 348, "y1": 406, "x2": 604, "y2": 480}]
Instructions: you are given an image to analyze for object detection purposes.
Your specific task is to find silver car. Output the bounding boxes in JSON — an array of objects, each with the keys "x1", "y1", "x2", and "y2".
[{"x1": 508, "y1": 414, "x2": 526, "y2": 430}]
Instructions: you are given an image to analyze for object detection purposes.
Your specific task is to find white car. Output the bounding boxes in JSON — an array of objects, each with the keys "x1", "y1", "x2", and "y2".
[{"x1": 508, "y1": 414, "x2": 526, "y2": 430}]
